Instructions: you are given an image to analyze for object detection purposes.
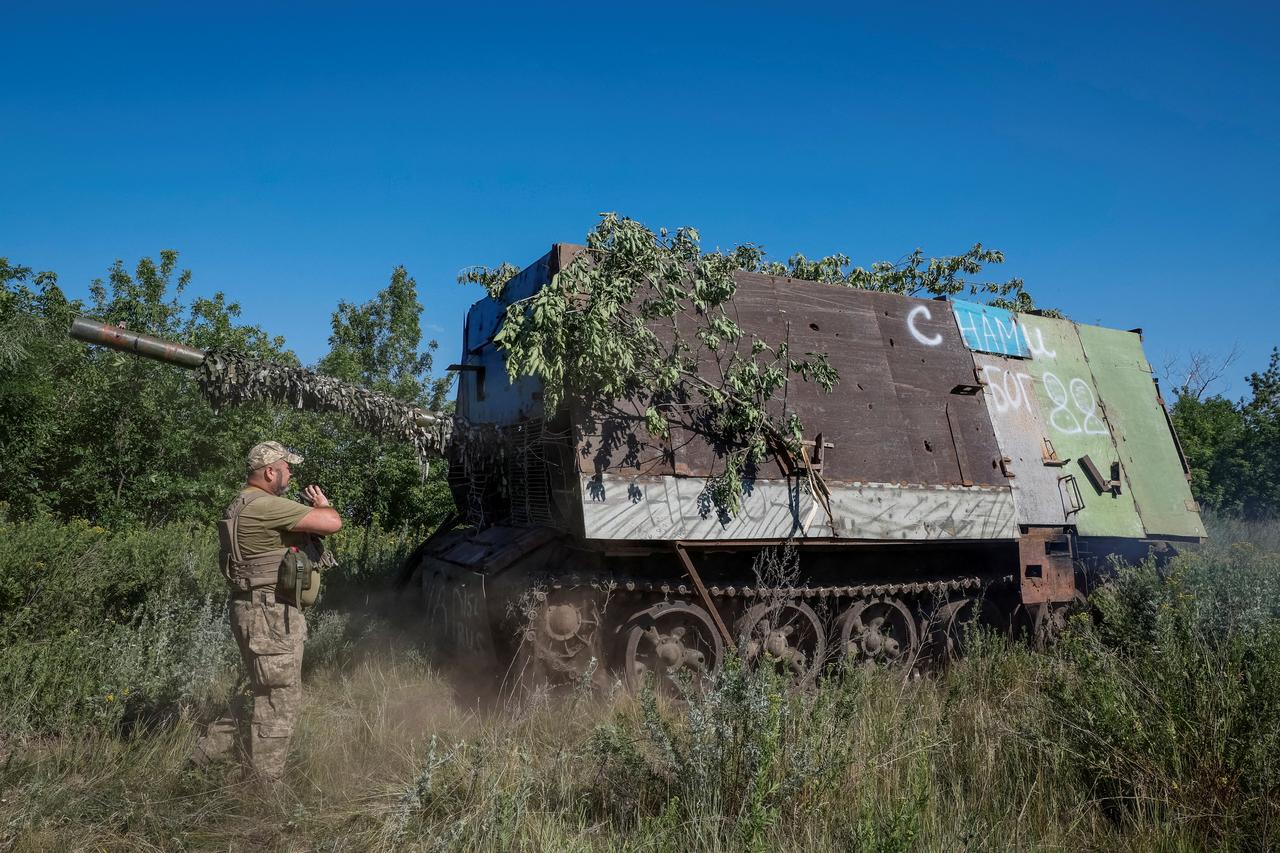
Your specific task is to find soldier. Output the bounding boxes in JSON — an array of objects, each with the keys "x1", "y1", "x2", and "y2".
[{"x1": 193, "y1": 440, "x2": 342, "y2": 783}]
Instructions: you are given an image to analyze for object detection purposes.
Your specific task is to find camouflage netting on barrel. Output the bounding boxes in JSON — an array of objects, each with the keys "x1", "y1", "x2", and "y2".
[{"x1": 198, "y1": 350, "x2": 453, "y2": 466}]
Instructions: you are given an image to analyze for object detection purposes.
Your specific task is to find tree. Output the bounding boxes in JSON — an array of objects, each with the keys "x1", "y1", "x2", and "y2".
[
  {"x1": 1171, "y1": 392, "x2": 1247, "y2": 513},
  {"x1": 1171, "y1": 348, "x2": 1280, "y2": 518},
  {"x1": 755, "y1": 244, "x2": 1049, "y2": 313},
  {"x1": 0, "y1": 252, "x2": 290, "y2": 525},
  {"x1": 1237, "y1": 349, "x2": 1280, "y2": 517},
  {"x1": 0, "y1": 252, "x2": 457, "y2": 534},
  {"x1": 298, "y1": 266, "x2": 455, "y2": 537}
]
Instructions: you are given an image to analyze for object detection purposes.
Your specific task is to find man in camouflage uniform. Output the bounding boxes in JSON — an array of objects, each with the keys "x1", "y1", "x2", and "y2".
[{"x1": 193, "y1": 441, "x2": 342, "y2": 782}]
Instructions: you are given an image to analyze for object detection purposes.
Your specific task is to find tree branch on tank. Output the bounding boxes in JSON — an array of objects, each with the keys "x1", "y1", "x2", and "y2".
[{"x1": 486, "y1": 214, "x2": 1043, "y2": 518}]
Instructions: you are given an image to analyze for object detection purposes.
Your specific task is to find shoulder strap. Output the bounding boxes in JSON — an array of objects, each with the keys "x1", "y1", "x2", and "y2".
[
  {"x1": 224, "y1": 490, "x2": 269, "y2": 565},
  {"x1": 219, "y1": 490, "x2": 288, "y2": 589}
]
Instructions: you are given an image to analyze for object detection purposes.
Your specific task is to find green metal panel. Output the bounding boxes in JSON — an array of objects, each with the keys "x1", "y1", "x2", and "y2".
[
  {"x1": 1075, "y1": 325, "x2": 1206, "y2": 539},
  {"x1": 1014, "y1": 315, "x2": 1145, "y2": 538}
]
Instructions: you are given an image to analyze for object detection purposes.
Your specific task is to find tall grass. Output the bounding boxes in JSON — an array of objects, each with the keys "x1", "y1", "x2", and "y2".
[
  {"x1": 0, "y1": 510, "x2": 413, "y2": 735},
  {"x1": 1, "y1": 512, "x2": 1278, "y2": 850}
]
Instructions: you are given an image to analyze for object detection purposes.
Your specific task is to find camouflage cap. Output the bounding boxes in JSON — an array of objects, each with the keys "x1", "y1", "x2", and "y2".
[{"x1": 246, "y1": 441, "x2": 303, "y2": 470}]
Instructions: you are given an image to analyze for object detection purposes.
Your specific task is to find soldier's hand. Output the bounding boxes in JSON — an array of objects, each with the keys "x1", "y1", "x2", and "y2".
[{"x1": 302, "y1": 485, "x2": 331, "y2": 508}]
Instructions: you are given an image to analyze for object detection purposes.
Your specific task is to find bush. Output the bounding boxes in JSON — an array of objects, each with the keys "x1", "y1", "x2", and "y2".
[
  {"x1": 0, "y1": 511, "x2": 237, "y2": 734},
  {"x1": 0, "y1": 509, "x2": 424, "y2": 737},
  {"x1": 1046, "y1": 540, "x2": 1280, "y2": 846}
]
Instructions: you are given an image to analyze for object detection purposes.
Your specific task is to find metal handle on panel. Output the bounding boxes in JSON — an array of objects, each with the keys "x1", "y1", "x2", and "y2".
[{"x1": 1060, "y1": 474, "x2": 1085, "y2": 515}]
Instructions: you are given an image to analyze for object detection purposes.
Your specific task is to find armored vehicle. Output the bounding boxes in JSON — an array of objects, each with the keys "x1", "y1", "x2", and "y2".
[
  {"x1": 71, "y1": 241, "x2": 1205, "y2": 690},
  {"x1": 423, "y1": 244, "x2": 1204, "y2": 689}
]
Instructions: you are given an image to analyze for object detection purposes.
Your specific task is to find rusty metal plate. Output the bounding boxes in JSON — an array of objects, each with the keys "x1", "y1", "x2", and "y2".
[
  {"x1": 867, "y1": 292, "x2": 1005, "y2": 487},
  {"x1": 1074, "y1": 325, "x2": 1206, "y2": 540},
  {"x1": 973, "y1": 352, "x2": 1068, "y2": 526},
  {"x1": 573, "y1": 395, "x2": 676, "y2": 479},
  {"x1": 650, "y1": 275, "x2": 1006, "y2": 488},
  {"x1": 723, "y1": 272, "x2": 913, "y2": 484},
  {"x1": 571, "y1": 273, "x2": 1018, "y2": 541},
  {"x1": 1017, "y1": 527, "x2": 1076, "y2": 604}
]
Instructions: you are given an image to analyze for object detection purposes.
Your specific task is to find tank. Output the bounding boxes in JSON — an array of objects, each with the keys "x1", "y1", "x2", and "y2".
[
  {"x1": 423, "y1": 243, "x2": 1205, "y2": 690},
  {"x1": 69, "y1": 243, "x2": 1206, "y2": 690}
]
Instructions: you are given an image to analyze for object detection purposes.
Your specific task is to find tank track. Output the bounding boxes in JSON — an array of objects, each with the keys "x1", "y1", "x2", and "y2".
[
  {"x1": 535, "y1": 574, "x2": 991, "y2": 600},
  {"x1": 517, "y1": 570, "x2": 1006, "y2": 693}
]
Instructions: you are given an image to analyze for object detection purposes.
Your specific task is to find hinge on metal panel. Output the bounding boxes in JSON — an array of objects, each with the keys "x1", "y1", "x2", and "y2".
[
  {"x1": 1079, "y1": 454, "x2": 1122, "y2": 496},
  {"x1": 1040, "y1": 437, "x2": 1069, "y2": 467},
  {"x1": 999, "y1": 457, "x2": 1015, "y2": 478}
]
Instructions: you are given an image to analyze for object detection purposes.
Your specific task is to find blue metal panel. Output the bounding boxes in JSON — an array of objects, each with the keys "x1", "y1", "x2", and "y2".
[
  {"x1": 464, "y1": 260, "x2": 548, "y2": 351},
  {"x1": 455, "y1": 253, "x2": 550, "y2": 426},
  {"x1": 951, "y1": 299, "x2": 1030, "y2": 357}
]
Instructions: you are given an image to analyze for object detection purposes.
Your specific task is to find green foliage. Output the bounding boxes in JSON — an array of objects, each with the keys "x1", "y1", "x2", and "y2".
[
  {"x1": 0, "y1": 511, "x2": 236, "y2": 734},
  {"x1": 494, "y1": 215, "x2": 839, "y2": 516},
  {"x1": 493, "y1": 215, "x2": 1039, "y2": 517},
  {"x1": 753, "y1": 242, "x2": 1051, "y2": 314},
  {"x1": 0, "y1": 253, "x2": 291, "y2": 525},
  {"x1": 0, "y1": 251, "x2": 456, "y2": 535},
  {"x1": 299, "y1": 265, "x2": 456, "y2": 536},
  {"x1": 1172, "y1": 348, "x2": 1280, "y2": 518},
  {"x1": 321, "y1": 265, "x2": 448, "y2": 405},
  {"x1": 3, "y1": 519, "x2": 1280, "y2": 849},
  {"x1": 458, "y1": 262, "x2": 521, "y2": 300},
  {"x1": 1044, "y1": 541, "x2": 1280, "y2": 846},
  {"x1": 1173, "y1": 392, "x2": 1247, "y2": 510},
  {"x1": 0, "y1": 510, "x2": 417, "y2": 737}
]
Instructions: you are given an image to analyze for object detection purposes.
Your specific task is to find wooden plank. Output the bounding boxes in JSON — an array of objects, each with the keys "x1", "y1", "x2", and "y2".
[{"x1": 674, "y1": 543, "x2": 736, "y2": 651}]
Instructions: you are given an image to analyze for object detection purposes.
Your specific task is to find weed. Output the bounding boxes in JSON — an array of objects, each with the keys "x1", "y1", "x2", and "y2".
[{"x1": 1, "y1": 514, "x2": 1279, "y2": 849}]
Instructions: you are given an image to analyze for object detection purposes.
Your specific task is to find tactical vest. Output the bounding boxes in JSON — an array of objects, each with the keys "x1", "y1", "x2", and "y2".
[{"x1": 218, "y1": 490, "x2": 288, "y2": 591}]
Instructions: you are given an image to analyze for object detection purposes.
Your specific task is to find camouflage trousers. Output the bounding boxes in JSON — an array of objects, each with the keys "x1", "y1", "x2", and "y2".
[{"x1": 193, "y1": 590, "x2": 306, "y2": 782}]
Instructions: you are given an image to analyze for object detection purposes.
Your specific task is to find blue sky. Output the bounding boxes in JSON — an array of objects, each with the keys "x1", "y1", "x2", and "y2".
[{"x1": 3, "y1": 1, "x2": 1277, "y2": 398}]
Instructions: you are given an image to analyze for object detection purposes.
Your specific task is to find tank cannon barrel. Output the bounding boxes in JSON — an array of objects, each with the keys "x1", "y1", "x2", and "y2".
[
  {"x1": 69, "y1": 316, "x2": 208, "y2": 369},
  {"x1": 69, "y1": 314, "x2": 453, "y2": 460}
]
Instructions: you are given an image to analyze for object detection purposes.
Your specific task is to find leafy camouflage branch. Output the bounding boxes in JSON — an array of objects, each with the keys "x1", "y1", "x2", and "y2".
[
  {"x1": 487, "y1": 214, "x2": 1047, "y2": 517},
  {"x1": 492, "y1": 215, "x2": 838, "y2": 516}
]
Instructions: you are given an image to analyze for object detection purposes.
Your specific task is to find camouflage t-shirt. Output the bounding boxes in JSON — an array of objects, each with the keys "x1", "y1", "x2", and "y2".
[{"x1": 236, "y1": 487, "x2": 312, "y2": 557}]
